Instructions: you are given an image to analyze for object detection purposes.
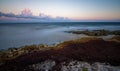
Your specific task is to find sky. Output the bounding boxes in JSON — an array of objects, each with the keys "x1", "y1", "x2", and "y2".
[{"x1": 0, "y1": 0, "x2": 120, "y2": 22}]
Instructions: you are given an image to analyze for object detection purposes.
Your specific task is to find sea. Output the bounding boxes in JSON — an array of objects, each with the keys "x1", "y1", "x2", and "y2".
[{"x1": 0, "y1": 22, "x2": 120, "y2": 49}]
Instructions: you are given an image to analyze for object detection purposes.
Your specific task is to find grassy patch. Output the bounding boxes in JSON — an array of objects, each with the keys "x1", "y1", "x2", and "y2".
[{"x1": 82, "y1": 68, "x2": 88, "y2": 71}]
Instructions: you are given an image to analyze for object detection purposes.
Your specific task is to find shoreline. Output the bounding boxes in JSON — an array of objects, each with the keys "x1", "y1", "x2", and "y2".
[
  {"x1": 0, "y1": 36, "x2": 120, "y2": 71},
  {"x1": 1, "y1": 29, "x2": 120, "y2": 50},
  {"x1": 65, "y1": 29, "x2": 120, "y2": 36}
]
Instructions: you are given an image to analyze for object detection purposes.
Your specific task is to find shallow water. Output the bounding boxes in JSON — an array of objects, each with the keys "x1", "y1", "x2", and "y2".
[{"x1": 0, "y1": 22, "x2": 120, "y2": 49}]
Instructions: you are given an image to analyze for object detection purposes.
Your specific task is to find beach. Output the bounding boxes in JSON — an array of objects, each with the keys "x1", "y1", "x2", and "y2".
[
  {"x1": 0, "y1": 22, "x2": 120, "y2": 71},
  {"x1": 0, "y1": 36, "x2": 120, "y2": 71}
]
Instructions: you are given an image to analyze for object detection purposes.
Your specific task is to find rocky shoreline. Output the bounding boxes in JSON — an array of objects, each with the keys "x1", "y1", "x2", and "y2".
[
  {"x1": 0, "y1": 36, "x2": 120, "y2": 71},
  {"x1": 65, "y1": 29, "x2": 120, "y2": 36}
]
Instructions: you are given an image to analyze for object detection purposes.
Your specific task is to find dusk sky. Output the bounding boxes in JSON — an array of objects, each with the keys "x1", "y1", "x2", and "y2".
[{"x1": 0, "y1": 0, "x2": 120, "y2": 22}]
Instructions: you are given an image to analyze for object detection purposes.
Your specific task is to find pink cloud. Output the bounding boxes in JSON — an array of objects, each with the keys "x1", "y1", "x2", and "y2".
[
  {"x1": 0, "y1": 8, "x2": 71, "y2": 22},
  {"x1": 0, "y1": 16, "x2": 18, "y2": 20},
  {"x1": 21, "y1": 8, "x2": 32, "y2": 16}
]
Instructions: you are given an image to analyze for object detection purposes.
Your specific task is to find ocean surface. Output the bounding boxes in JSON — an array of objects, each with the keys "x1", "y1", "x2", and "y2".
[{"x1": 0, "y1": 22, "x2": 120, "y2": 49}]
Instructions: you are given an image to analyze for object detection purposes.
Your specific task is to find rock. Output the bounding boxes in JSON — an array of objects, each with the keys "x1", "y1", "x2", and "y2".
[
  {"x1": 65, "y1": 30, "x2": 120, "y2": 36},
  {"x1": 61, "y1": 61, "x2": 120, "y2": 71},
  {"x1": 29, "y1": 60, "x2": 56, "y2": 71}
]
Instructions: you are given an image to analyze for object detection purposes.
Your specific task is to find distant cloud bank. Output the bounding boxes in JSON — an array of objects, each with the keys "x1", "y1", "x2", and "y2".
[
  {"x1": 0, "y1": 8, "x2": 71, "y2": 23},
  {"x1": 0, "y1": 8, "x2": 120, "y2": 23}
]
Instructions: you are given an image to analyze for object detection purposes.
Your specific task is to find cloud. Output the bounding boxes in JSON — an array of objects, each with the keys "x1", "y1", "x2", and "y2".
[
  {"x1": 39, "y1": 13, "x2": 49, "y2": 18},
  {"x1": 0, "y1": 8, "x2": 71, "y2": 22},
  {"x1": 0, "y1": 12, "x2": 16, "y2": 17},
  {"x1": 21, "y1": 8, "x2": 32, "y2": 16},
  {"x1": 0, "y1": 16, "x2": 18, "y2": 20}
]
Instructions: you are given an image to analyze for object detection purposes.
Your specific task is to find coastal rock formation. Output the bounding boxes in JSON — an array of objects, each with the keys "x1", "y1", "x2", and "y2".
[
  {"x1": 65, "y1": 29, "x2": 120, "y2": 36},
  {"x1": 27, "y1": 60, "x2": 119, "y2": 71},
  {"x1": 61, "y1": 61, "x2": 120, "y2": 71},
  {"x1": 109, "y1": 36, "x2": 120, "y2": 42},
  {"x1": 29, "y1": 60, "x2": 56, "y2": 71},
  {"x1": 0, "y1": 37, "x2": 120, "y2": 71}
]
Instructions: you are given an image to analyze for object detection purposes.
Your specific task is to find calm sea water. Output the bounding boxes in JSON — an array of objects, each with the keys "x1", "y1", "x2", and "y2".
[{"x1": 0, "y1": 22, "x2": 120, "y2": 49}]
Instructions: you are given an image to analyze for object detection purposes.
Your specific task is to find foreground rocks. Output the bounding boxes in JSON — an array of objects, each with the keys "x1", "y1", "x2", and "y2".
[
  {"x1": 61, "y1": 61, "x2": 120, "y2": 71},
  {"x1": 28, "y1": 60, "x2": 120, "y2": 71},
  {"x1": 29, "y1": 60, "x2": 56, "y2": 71},
  {"x1": 65, "y1": 29, "x2": 120, "y2": 36},
  {"x1": 0, "y1": 37, "x2": 120, "y2": 71}
]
